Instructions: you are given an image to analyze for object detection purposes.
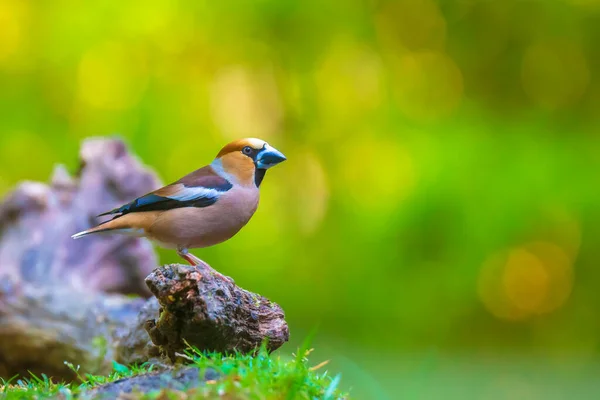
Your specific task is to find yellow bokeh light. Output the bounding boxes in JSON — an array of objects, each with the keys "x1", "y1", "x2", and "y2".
[
  {"x1": 0, "y1": 0, "x2": 27, "y2": 64},
  {"x1": 77, "y1": 41, "x2": 148, "y2": 110},
  {"x1": 210, "y1": 66, "x2": 283, "y2": 141},
  {"x1": 478, "y1": 251, "x2": 529, "y2": 321},
  {"x1": 503, "y1": 248, "x2": 549, "y2": 313},
  {"x1": 525, "y1": 242, "x2": 573, "y2": 314},
  {"x1": 391, "y1": 51, "x2": 463, "y2": 122},
  {"x1": 521, "y1": 39, "x2": 590, "y2": 110},
  {"x1": 479, "y1": 242, "x2": 574, "y2": 321}
]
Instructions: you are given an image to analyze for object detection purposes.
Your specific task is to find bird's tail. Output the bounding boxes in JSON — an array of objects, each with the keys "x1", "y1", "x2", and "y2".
[
  {"x1": 71, "y1": 225, "x2": 114, "y2": 239},
  {"x1": 71, "y1": 215, "x2": 143, "y2": 239}
]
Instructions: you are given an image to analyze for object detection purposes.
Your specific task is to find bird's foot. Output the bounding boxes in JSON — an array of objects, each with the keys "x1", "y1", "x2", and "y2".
[
  {"x1": 177, "y1": 248, "x2": 235, "y2": 284},
  {"x1": 177, "y1": 249, "x2": 205, "y2": 267}
]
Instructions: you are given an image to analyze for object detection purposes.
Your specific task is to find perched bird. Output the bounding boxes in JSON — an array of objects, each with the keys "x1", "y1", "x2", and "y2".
[{"x1": 72, "y1": 138, "x2": 286, "y2": 272}]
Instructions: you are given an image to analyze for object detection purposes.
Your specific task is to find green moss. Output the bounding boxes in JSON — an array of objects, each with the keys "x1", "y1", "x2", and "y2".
[{"x1": 0, "y1": 345, "x2": 347, "y2": 399}]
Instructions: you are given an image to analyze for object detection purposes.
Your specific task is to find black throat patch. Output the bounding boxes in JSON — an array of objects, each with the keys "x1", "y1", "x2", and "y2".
[{"x1": 255, "y1": 168, "x2": 266, "y2": 187}]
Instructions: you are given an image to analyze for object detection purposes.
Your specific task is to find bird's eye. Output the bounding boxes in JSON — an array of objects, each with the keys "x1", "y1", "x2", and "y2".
[{"x1": 242, "y1": 146, "x2": 253, "y2": 155}]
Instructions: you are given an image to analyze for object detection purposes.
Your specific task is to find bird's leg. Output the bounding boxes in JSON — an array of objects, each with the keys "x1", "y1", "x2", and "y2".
[
  {"x1": 176, "y1": 247, "x2": 200, "y2": 266},
  {"x1": 177, "y1": 247, "x2": 205, "y2": 267},
  {"x1": 176, "y1": 247, "x2": 234, "y2": 284}
]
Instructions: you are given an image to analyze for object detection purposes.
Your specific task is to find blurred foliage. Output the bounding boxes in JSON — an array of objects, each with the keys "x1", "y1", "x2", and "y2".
[{"x1": 2, "y1": 0, "x2": 600, "y2": 398}]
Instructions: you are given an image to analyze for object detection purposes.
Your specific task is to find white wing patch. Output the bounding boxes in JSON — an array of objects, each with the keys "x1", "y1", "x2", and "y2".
[{"x1": 167, "y1": 186, "x2": 224, "y2": 202}]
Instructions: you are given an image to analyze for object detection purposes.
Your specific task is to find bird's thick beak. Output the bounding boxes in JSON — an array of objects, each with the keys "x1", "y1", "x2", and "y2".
[{"x1": 256, "y1": 144, "x2": 286, "y2": 169}]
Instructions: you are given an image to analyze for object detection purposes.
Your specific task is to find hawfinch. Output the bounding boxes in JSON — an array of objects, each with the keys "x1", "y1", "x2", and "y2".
[{"x1": 72, "y1": 138, "x2": 286, "y2": 269}]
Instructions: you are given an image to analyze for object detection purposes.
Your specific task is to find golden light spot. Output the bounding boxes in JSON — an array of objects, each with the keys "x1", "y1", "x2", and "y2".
[
  {"x1": 503, "y1": 248, "x2": 549, "y2": 313},
  {"x1": 0, "y1": 0, "x2": 28, "y2": 63},
  {"x1": 521, "y1": 39, "x2": 590, "y2": 110},
  {"x1": 478, "y1": 242, "x2": 574, "y2": 321},
  {"x1": 210, "y1": 66, "x2": 283, "y2": 141},
  {"x1": 341, "y1": 136, "x2": 416, "y2": 213},
  {"x1": 77, "y1": 41, "x2": 148, "y2": 110},
  {"x1": 478, "y1": 251, "x2": 529, "y2": 321},
  {"x1": 316, "y1": 39, "x2": 383, "y2": 120},
  {"x1": 525, "y1": 242, "x2": 573, "y2": 314},
  {"x1": 291, "y1": 151, "x2": 330, "y2": 235},
  {"x1": 391, "y1": 51, "x2": 463, "y2": 122}
]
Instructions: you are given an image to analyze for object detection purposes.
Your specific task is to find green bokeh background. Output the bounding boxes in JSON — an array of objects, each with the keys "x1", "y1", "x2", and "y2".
[{"x1": 2, "y1": 0, "x2": 600, "y2": 398}]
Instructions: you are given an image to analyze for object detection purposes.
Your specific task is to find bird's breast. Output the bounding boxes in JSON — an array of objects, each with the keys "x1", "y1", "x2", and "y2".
[{"x1": 147, "y1": 186, "x2": 260, "y2": 249}]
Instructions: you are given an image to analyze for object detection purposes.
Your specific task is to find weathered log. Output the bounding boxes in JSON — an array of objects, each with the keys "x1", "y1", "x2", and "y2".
[
  {"x1": 0, "y1": 137, "x2": 161, "y2": 297},
  {"x1": 0, "y1": 262, "x2": 289, "y2": 379},
  {"x1": 0, "y1": 138, "x2": 289, "y2": 380},
  {"x1": 0, "y1": 278, "x2": 146, "y2": 378}
]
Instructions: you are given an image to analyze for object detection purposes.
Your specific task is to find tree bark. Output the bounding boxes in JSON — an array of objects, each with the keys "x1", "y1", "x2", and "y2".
[
  {"x1": 0, "y1": 138, "x2": 289, "y2": 380},
  {"x1": 143, "y1": 263, "x2": 289, "y2": 362}
]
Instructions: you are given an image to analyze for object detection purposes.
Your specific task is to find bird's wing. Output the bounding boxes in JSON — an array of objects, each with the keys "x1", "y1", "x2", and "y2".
[{"x1": 98, "y1": 166, "x2": 232, "y2": 217}]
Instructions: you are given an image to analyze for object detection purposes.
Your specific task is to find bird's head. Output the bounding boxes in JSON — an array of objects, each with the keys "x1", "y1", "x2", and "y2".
[{"x1": 212, "y1": 138, "x2": 286, "y2": 187}]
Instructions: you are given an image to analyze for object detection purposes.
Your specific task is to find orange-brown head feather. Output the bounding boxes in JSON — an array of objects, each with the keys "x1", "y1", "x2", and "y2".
[
  {"x1": 219, "y1": 152, "x2": 256, "y2": 186},
  {"x1": 215, "y1": 138, "x2": 266, "y2": 158}
]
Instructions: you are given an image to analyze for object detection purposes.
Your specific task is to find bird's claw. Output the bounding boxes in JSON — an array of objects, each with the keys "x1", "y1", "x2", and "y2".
[{"x1": 177, "y1": 248, "x2": 234, "y2": 284}]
